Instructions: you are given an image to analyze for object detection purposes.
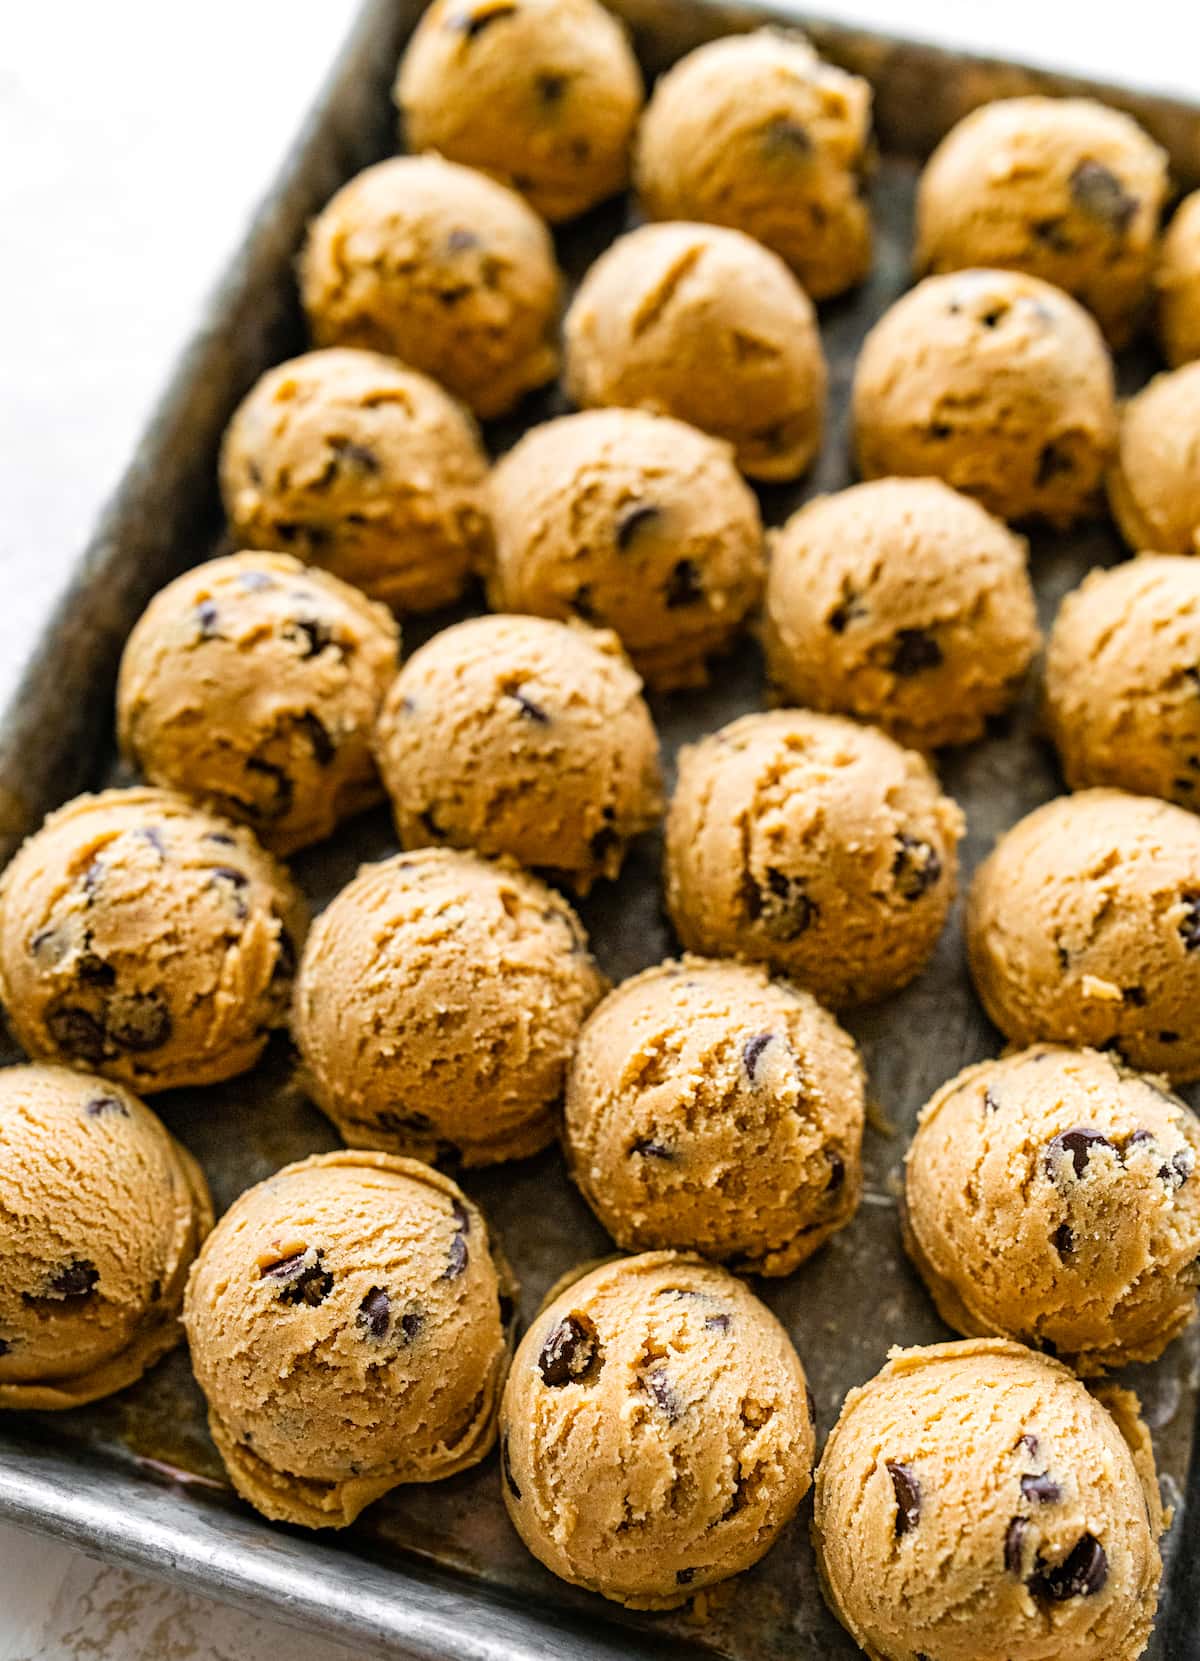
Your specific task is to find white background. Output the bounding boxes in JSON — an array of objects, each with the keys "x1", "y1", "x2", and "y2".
[{"x1": 3, "y1": 2, "x2": 1200, "y2": 1657}]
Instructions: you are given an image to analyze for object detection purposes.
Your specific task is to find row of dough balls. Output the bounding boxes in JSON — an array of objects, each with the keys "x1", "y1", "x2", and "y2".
[{"x1": 0, "y1": 1062, "x2": 1176, "y2": 1661}]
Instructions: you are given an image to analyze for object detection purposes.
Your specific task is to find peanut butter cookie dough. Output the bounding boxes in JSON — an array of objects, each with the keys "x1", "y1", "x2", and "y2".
[
  {"x1": 904, "y1": 1045, "x2": 1200, "y2": 1373},
  {"x1": 499, "y1": 1251, "x2": 814, "y2": 1608},
  {"x1": 1045, "y1": 555, "x2": 1200, "y2": 808},
  {"x1": 0, "y1": 1064, "x2": 212, "y2": 1411},
  {"x1": 1108, "y1": 361, "x2": 1200, "y2": 555},
  {"x1": 485, "y1": 409, "x2": 764, "y2": 691},
  {"x1": 294, "y1": 848, "x2": 605, "y2": 1167},
  {"x1": 1158, "y1": 190, "x2": 1200, "y2": 367},
  {"x1": 375, "y1": 614, "x2": 662, "y2": 892},
  {"x1": 395, "y1": 0, "x2": 642, "y2": 223},
  {"x1": 813, "y1": 1339, "x2": 1164, "y2": 1661},
  {"x1": 915, "y1": 97, "x2": 1168, "y2": 348},
  {"x1": 0, "y1": 789, "x2": 305, "y2": 1093},
  {"x1": 967, "y1": 789, "x2": 1200, "y2": 1083},
  {"x1": 764, "y1": 478, "x2": 1040, "y2": 749},
  {"x1": 853, "y1": 269, "x2": 1117, "y2": 526},
  {"x1": 184, "y1": 1151, "x2": 515, "y2": 1529},
  {"x1": 563, "y1": 221, "x2": 827, "y2": 481},
  {"x1": 564, "y1": 957, "x2": 864, "y2": 1274},
  {"x1": 219, "y1": 349, "x2": 490, "y2": 612},
  {"x1": 117, "y1": 552, "x2": 399, "y2": 855},
  {"x1": 664, "y1": 710, "x2": 964, "y2": 1008},
  {"x1": 635, "y1": 30, "x2": 873, "y2": 299},
  {"x1": 300, "y1": 156, "x2": 561, "y2": 420}
]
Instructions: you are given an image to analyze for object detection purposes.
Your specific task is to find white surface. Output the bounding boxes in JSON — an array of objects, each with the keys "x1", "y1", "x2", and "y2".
[{"x1": 2, "y1": 2, "x2": 1200, "y2": 1658}]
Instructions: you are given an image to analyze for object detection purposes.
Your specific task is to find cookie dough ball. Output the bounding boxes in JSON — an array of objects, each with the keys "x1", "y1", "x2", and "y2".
[
  {"x1": 564, "y1": 957, "x2": 864, "y2": 1275},
  {"x1": 665, "y1": 711, "x2": 964, "y2": 1008},
  {"x1": 300, "y1": 156, "x2": 561, "y2": 420},
  {"x1": 295, "y1": 848, "x2": 605, "y2": 1167},
  {"x1": 1158, "y1": 191, "x2": 1200, "y2": 367},
  {"x1": 184, "y1": 1151, "x2": 514, "y2": 1528},
  {"x1": 375, "y1": 615, "x2": 662, "y2": 892},
  {"x1": 117, "y1": 553, "x2": 398, "y2": 855},
  {"x1": 500, "y1": 1251, "x2": 813, "y2": 1608},
  {"x1": 395, "y1": 0, "x2": 642, "y2": 223},
  {"x1": 967, "y1": 789, "x2": 1200, "y2": 1083},
  {"x1": 905, "y1": 1045, "x2": 1200, "y2": 1374},
  {"x1": 813, "y1": 1339, "x2": 1164, "y2": 1661},
  {"x1": 0, "y1": 1065, "x2": 212, "y2": 1410},
  {"x1": 854, "y1": 270, "x2": 1117, "y2": 527},
  {"x1": 564, "y1": 221, "x2": 826, "y2": 481},
  {"x1": 486, "y1": 409, "x2": 764, "y2": 690},
  {"x1": 0, "y1": 788, "x2": 305, "y2": 1093},
  {"x1": 1108, "y1": 362, "x2": 1200, "y2": 555},
  {"x1": 635, "y1": 31, "x2": 872, "y2": 300},
  {"x1": 915, "y1": 98, "x2": 1168, "y2": 348},
  {"x1": 219, "y1": 350, "x2": 490, "y2": 611},
  {"x1": 1045, "y1": 556, "x2": 1200, "y2": 808},
  {"x1": 764, "y1": 478, "x2": 1040, "y2": 749}
]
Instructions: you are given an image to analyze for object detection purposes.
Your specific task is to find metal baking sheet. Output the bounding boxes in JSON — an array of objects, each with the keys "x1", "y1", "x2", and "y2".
[{"x1": 3, "y1": 2, "x2": 1200, "y2": 1657}]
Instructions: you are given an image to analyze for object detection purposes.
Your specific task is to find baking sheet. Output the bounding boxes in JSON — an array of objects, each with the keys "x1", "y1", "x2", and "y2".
[{"x1": 2, "y1": 2, "x2": 1200, "y2": 1657}]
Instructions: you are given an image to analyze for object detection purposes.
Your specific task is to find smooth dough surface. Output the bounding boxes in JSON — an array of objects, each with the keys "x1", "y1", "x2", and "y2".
[
  {"x1": 664, "y1": 709, "x2": 964, "y2": 1007},
  {"x1": 904, "y1": 1044, "x2": 1200, "y2": 1372},
  {"x1": 294, "y1": 847, "x2": 605, "y2": 1167},
  {"x1": 1157, "y1": 190, "x2": 1200, "y2": 367},
  {"x1": 1107, "y1": 361, "x2": 1200, "y2": 555},
  {"x1": 813, "y1": 1339, "x2": 1164, "y2": 1661},
  {"x1": 500, "y1": 1250, "x2": 814, "y2": 1608},
  {"x1": 0, "y1": 1064, "x2": 212, "y2": 1410},
  {"x1": 853, "y1": 268, "x2": 1117, "y2": 526},
  {"x1": 184, "y1": 1150, "x2": 515, "y2": 1529}
]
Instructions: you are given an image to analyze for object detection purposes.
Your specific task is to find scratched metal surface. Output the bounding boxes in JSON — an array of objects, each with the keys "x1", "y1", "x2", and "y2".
[{"x1": 1, "y1": 2, "x2": 1200, "y2": 1657}]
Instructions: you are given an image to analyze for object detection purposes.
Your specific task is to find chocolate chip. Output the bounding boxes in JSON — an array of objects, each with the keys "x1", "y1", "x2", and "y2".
[
  {"x1": 676, "y1": 1567, "x2": 696, "y2": 1586},
  {"x1": 451, "y1": 1, "x2": 516, "y2": 38},
  {"x1": 445, "y1": 226, "x2": 480, "y2": 253},
  {"x1": 1018, "y1": 1432, "x2": 1039, "y2": 1459},
  {"x1": 1036, "y1": 441, "x2": 1075, "y2": 487},
  {"x1": 1032, "y1": 216, "x2": 1075, "y2": 253},
  {"x1": 763, "y1": 116, "x2": 812, "y2": 155},
  {"x1": 535, "y1": 70, "x2": 567, "y2": 103},
  {"x1": 892, "y1": 834, "x2": 941, "y2": 901},
  {"x1": 76, "y1": 951, "x2": 115, "y2": 987},
  {"x1": 441, "y1": 1198, "x2": 470, "y2": 1280},
  {"x1": 85, "y1": 1093, "x2": 127, "y2": 1118},
  {"x1": 1161, "y1": 1147, "x2": 1195, "y2": 1190},
  {"x1": 1045, "y1": 1126, "x2": 1113, "y2": 1180},
  {"x1": 297, "y1": 712, "x2": 335, "y2": 765},
  {"x1": 81, "y1": 859, "x2": 105, "y2": 900},
  {"x1": 400, "y1": 1310, "x2": 423, "y2": 1343},
  {"x1": 571, "y1": 582, "x2": 597, "y2": 622},
  {"x1": 373, "y1": 1108, "x2": 435, "y2": 1138},
  {"x1": 705, "y1": 1312, "x2": 731, "y2": 1333},
  {"x1": 984, "y1": 1089, "x2": 1001, "y2": 1114},
  {"x1": 1179, "y1": 894, "x2": 1200, "y2": 951},
  {"x1": 826, "y1": 1149, "x2": 845, "y2": 1192},
  {"x1": 828, "y1": 590, "x2": 866, "y2": 633},
  {"x1": 48, "y1": 1260, "x2": 99, "y2": 1299},
  {"x1": 239, "y1": 569, "x2": 273, "y2": 591},
  {"x1": 1028, "y1": 1532, "x2": 1108, "y2": 1601},
  {"x1": 509, "y1": 687, "x2": 550, "y2": 724},
  {"x1": 45, "y1": 1004, "x2": 107, "y2": 1063},
  {"x1": 1070, "y1": 160, "x2": 1137, "y2": 232},
  {"x1": 1052, "y1": 1222, "x2": 1074, "y2": 1257},
  {"x1": 744, "y1": 867, "x2": 819, "y2": 940},
  {"x1": 1021, "y1": 1471, "x2": 1062, "y2": 1505},
  {"x1": 135, "y1": 826, "x2": 166, "y2": 860},
  {"x1": 886, "y1": 1461, "x2": 921, "y2": 1535},
  {"x1": 1056, "y1": 942, "x2": 1071, "y2": 970},
  {"x1": 615, "y1": 502, "x2": 660, "y2": 548},
  {"x1": 1005, "y1": 1516, "x2": 1028, "y2": 1575},
  {"x1": 501, "y1": 1433, "x2": 522, "y2": 1500},
  {"x1": 1123, "y1": 985, "x2": 1148, "y2": 1007},
  {"x1": 537, "y1": 1311, "x2": 600, "y2": 1386},
  {"x1": 632, "y1": 1138, "x2": 674, "y2": 1160},
  {"x1": 266, "y1": 1251, "x2": 333, "y2": 1307},
  {"x1": 330, "y1": 437, "x2": 380, "y2": 473},
  {"x1": 286, "y1": 616, "x2": 339, "y2": 658},
  {"x1": 1123, "y1": 1127, "x2": 1158, "y2": 1154},
  {"x1": 195, "y1": 601, "x2": 221, "y2": 640},
  {"x1": 664, "y1": 559, "x2": 703, "y2": 609},
  {"x1": 208, "y1": 866, "x2": 249, "y2": 920},
  {"x1": 1161, "y1": 1030, "x2": 1181, "y2": 1043},
  {"x1": 890, "y1": 628, "x2": 942, "y2": 677},
  {"x1": 357, "y1": 1287, "x2": 390, "y2": 1339},
  {"x1": 107, "y1": 992, "x2": 172, "y2": 1053},
  {"x1": 644, "y1": 1367, "x2": 680, "y2": 1421},
  {"x1": 245, "y1": 758, "x2": 294, "y2": 821},
  {"x1": 205, "y1": 831, "x2": 237, "y2": 847},
  {"x1": 743, "y1": 1033, "x2": 774, "y2": 1081}
]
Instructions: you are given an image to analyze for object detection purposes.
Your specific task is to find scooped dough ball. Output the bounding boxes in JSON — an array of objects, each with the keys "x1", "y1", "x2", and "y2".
[
  {"x1": 117, "y1": 553, "x2": 399, "y2": 855},
  {"x1": 564, "y1": 957, "x2": 864, "y2": 1275},
  {"x1": 853, "y1": 269, "x2": 1117, "y2": 527},
  {"x1": 635, "y1": 30, "x2": 872, "y2": 299},
  {"x1": 300, "y1": 156, "x2": 561, "y2": 420},
  {"x1": 294, "y1": 848, "x2": 606, "y2": 1167},
  {"x1": 1045, "y1": 556, "x2": 1200, "y2": 808},
  {"x1": 375, "y1": 615, "x2": 662, "y2": 892},
  {"x1": 1157, "y1": 191, "x2": 1200, "y2": 367},
  {"x1": 395, "y1": 0, "x2": 642, "y2": 223},
  {"x1": 967, "y1": 789, "x2": 1200, "y2": 1083},
  {"x1": 184, "y1": 1151, "x2": 515, "y2": 1529},
  {"x1": 219, "y1": 350, "x2": 490, "y2": 611},
  {"x1": 500, "y1": 1250, "x2": 813, "y2": 1608},
  {"x1": 813, "y1": 1339, "x2": 1164, "y2": 1661},
  {"x1": 664, "y1": 710, "x2": 964, "y2": 1008},
  {"x1": 563, "y1": 221, "x2": 827, "y2": 481},
  {"x1": 915, "y1": 97, "x2": 1168, "y2": 348},
  {"x1": 764, "y1": 478, "x2": 1040, "y2": 749},
  {"x1": 0, "y1": 788, "x2": 305, "y2": 1093},
  {"x1": 904, "y1": 1045, "x2": 1200, "y2": 1374},
  {"x1": 1108, "y1": 361, "x2": 1200, "y2": 554},
  {"x1": 0, "y1": 1064, "x2": 212, "y2": 1410},
  {"x1": 485, "y1": 409, "x2": 764, "y2": 690}
]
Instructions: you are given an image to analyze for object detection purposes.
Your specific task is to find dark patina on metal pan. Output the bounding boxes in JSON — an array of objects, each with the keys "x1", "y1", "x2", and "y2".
[{"x1": 2, "y1": 2, "x2": 1200, "y2": 1657}]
